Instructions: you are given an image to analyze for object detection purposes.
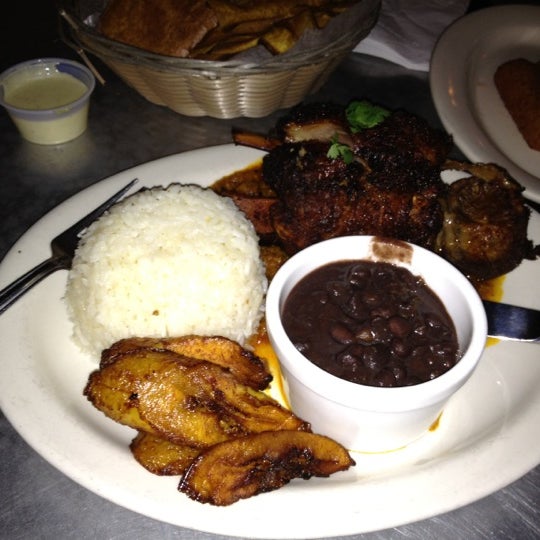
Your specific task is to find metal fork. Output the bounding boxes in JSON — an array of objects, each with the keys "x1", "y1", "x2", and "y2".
[{"x1": 0, "y1": 179, "x2": 137, "y2": 315}]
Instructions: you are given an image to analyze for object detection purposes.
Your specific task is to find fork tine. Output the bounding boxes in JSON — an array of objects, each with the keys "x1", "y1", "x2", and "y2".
[{"x1": 54, "y1": 178, "x2": 138, "y2": 244}]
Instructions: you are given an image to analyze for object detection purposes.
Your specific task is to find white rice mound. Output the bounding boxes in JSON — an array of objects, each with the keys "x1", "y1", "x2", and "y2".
[{"x1": 65, "y1": 183, "x2": 267, "y2": 359}]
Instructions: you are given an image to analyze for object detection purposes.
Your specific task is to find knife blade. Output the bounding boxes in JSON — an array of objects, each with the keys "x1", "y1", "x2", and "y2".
[
  {"x1": 483, "y1": 300, "x2": 540, "y2": 342},
  {"x1": 524, "y1": 197, "x2": 540, "y2": 215}
]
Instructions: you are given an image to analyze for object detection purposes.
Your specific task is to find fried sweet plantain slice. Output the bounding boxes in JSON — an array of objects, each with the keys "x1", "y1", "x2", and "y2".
[
  {"x1": 100, "y1": 335, "x2": 272, "y2": 390},
  {"x1": 178, "y1": 430, "x2": 355, "y2": 505},
  {"x1": 130, "y1": 431, "x2": 200, "y2": 476},
  {"x1": 85, "y1": 349, "x2": 309, "y2": 447}
]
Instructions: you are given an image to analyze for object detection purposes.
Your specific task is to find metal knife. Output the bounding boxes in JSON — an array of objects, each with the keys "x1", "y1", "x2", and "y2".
[{"x1": 483, "y1": 300, "x2": 540, "y2": 342}]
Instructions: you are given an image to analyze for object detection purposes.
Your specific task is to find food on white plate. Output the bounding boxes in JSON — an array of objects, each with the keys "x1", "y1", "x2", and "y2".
[
  {"x1": 178, "y1": 430, "x2": 355, "y2": 506},
  {"x1": 494, "y1": 58, "x2": 540, "y2": 152},
  {"x1": 438, "y1": 160, "x2": 532, "y2": 279},
  {"x1": 226, "y1": 100, "x2": 538, "y2": 281},
  {"x1": 76, "y1": 98, "x2": 538, "y2": 506},
  {"x1": 65, "y1": 184, "x2": 267, "y2": 358},
  {"x1": 84, "y1": 336, "x2": 354, "y2": 505}
]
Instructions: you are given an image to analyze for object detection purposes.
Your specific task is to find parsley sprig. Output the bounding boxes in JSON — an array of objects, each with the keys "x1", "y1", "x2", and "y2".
[
  {"x1": 346, "y1": 99, "x2": 390, "y2": 132},
  {"x1": 327, "y1": 100, "x2": 390, "y2": 162},
  {"x1": 327, "y1": 134, "x2": 354, "y2": 164}
]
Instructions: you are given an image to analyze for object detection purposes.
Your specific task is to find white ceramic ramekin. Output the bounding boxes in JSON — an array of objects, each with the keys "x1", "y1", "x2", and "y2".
[{"x1": 265, "y1": 236, "x2": 487, "y2": 453}]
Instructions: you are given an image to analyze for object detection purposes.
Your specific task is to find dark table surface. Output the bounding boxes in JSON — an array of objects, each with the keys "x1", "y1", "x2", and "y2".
[{"x1": 1, "y1": 2, "x2": 539, "y2": 539}]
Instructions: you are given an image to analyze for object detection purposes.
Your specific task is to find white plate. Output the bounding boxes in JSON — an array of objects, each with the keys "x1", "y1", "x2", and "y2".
[
  {"x1": 430, "y1": 5, "x2": 540, "y2": 203},
  {"x1": 1, "y1": 145, "x2": 539, "y2": 538}
]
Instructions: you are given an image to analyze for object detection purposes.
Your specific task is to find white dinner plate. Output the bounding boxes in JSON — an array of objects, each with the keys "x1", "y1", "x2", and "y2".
[
  {"x1": 1, "y1": 145, "x2": 539, "y2": 538},
  {"x1": 430, "y1": 5, "x2": 540, "y2": 202}
]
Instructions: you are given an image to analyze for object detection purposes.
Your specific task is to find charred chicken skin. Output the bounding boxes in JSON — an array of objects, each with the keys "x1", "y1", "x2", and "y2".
[
  {"x1": 235, "y1": 102, "x2": 451, "y2": 255},
  {"x1": 350, "y1": 109, "x2": 453, "y2": 169},
  {"x1": 258, "y1": 103, "x2": 452, "y2": 254},
  {"x1": 263, "y1": 140, "x2": 445, "y2": 254}
]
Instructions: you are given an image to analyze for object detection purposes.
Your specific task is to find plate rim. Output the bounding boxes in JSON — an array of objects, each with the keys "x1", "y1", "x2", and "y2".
[{"x1": 429, "y1": 4, "x2": 540, "y2": 203}]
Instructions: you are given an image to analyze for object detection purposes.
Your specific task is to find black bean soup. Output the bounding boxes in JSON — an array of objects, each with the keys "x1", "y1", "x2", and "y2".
[{"x1": 282, "y1": 260, "x2": 460, "y2": 388}]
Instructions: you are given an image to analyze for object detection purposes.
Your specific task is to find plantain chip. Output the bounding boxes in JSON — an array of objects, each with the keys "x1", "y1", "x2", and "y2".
[
  {"x1": 194, "y1": 35, "x2": 263, "y2": 60},
  {"x1": 261, "y1": 26, "x2": 297, "y2": 55},
  {"x1": 287, "y1": 9, "x2": 318, "y2": 37},
  {"x1": 191, "y1": 0, "x2": 360, "y2": 59},
  {"x1": 178, "y1": 430, "x2": 355, "y2": 505},
  {"x1": 229, "y1": 18, "x2": 280, "y2": 35},
  {"x1": 206, "y1": 0, "x2": 311, "y2": 30},
  {"x1": 99, "y1": 0, "x2": 360, "y2": 60}
]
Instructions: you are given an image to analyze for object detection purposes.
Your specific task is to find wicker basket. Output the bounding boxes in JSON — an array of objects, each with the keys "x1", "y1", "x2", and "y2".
[{"x1": 59, "y1": 0, "x2": 380, "y2": 118}]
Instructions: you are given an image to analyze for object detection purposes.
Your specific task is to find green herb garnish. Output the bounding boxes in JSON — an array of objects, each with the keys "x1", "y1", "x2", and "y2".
[
  {"x1": 327, "y1": 134, "x2": 354, "y2": 164},
  {"x1": 327, "y1": 100, "x2": 390, "y2": 163},
  {"x1": 346, "y1": 99, "x2": 390, "y2": 132}
]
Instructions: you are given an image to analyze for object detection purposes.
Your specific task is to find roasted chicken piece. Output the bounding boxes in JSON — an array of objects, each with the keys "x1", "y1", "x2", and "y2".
[
  {"x1": 130, "y1": 431, "x2": 201, "y2": 476},
  {"x1": 229, "y1": 195, "x2": 278, "y2": 243},
  {"x1": 350, "y1": 109, "x2": 453, "y2": 169},
  {"x1": 84, "y1": 348, "x2": 310, "y2": 448},
  {"x1": 226, "y1": 100, "x2": 537, "y2": 281},
  {"x1": 231, "y1": 102, "x2": 450, "y2": 254},
  {"x1": 436, "y1": 160, "x2": 536, "y2": 280},
  {"x1": 263, "y1": 140, "x2": 445, "y2": 254},
  {"x1": 178, "y1": 430, "x2": 355, "y2": 506},
  {"x1": 101, "y1": 334, "x2": 272, "y2": 390},
  {"x1": 212, "y1": 162, "x2": 279, "y2": 244}
]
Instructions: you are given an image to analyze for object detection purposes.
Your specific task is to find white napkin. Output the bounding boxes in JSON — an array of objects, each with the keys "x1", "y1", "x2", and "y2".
[{"x1": 354, "y1": 0, "x2": 470, "y2": 71}]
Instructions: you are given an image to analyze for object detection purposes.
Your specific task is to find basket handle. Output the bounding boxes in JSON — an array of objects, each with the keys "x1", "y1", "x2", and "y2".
[{"x1": 58, "y1": 8, "x2": 106, "y2": 85}]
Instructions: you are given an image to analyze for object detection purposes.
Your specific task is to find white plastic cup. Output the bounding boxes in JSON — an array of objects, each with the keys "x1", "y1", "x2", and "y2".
[{"x1": 0, "y1": 58, "x2": 95, "y2": 145}]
